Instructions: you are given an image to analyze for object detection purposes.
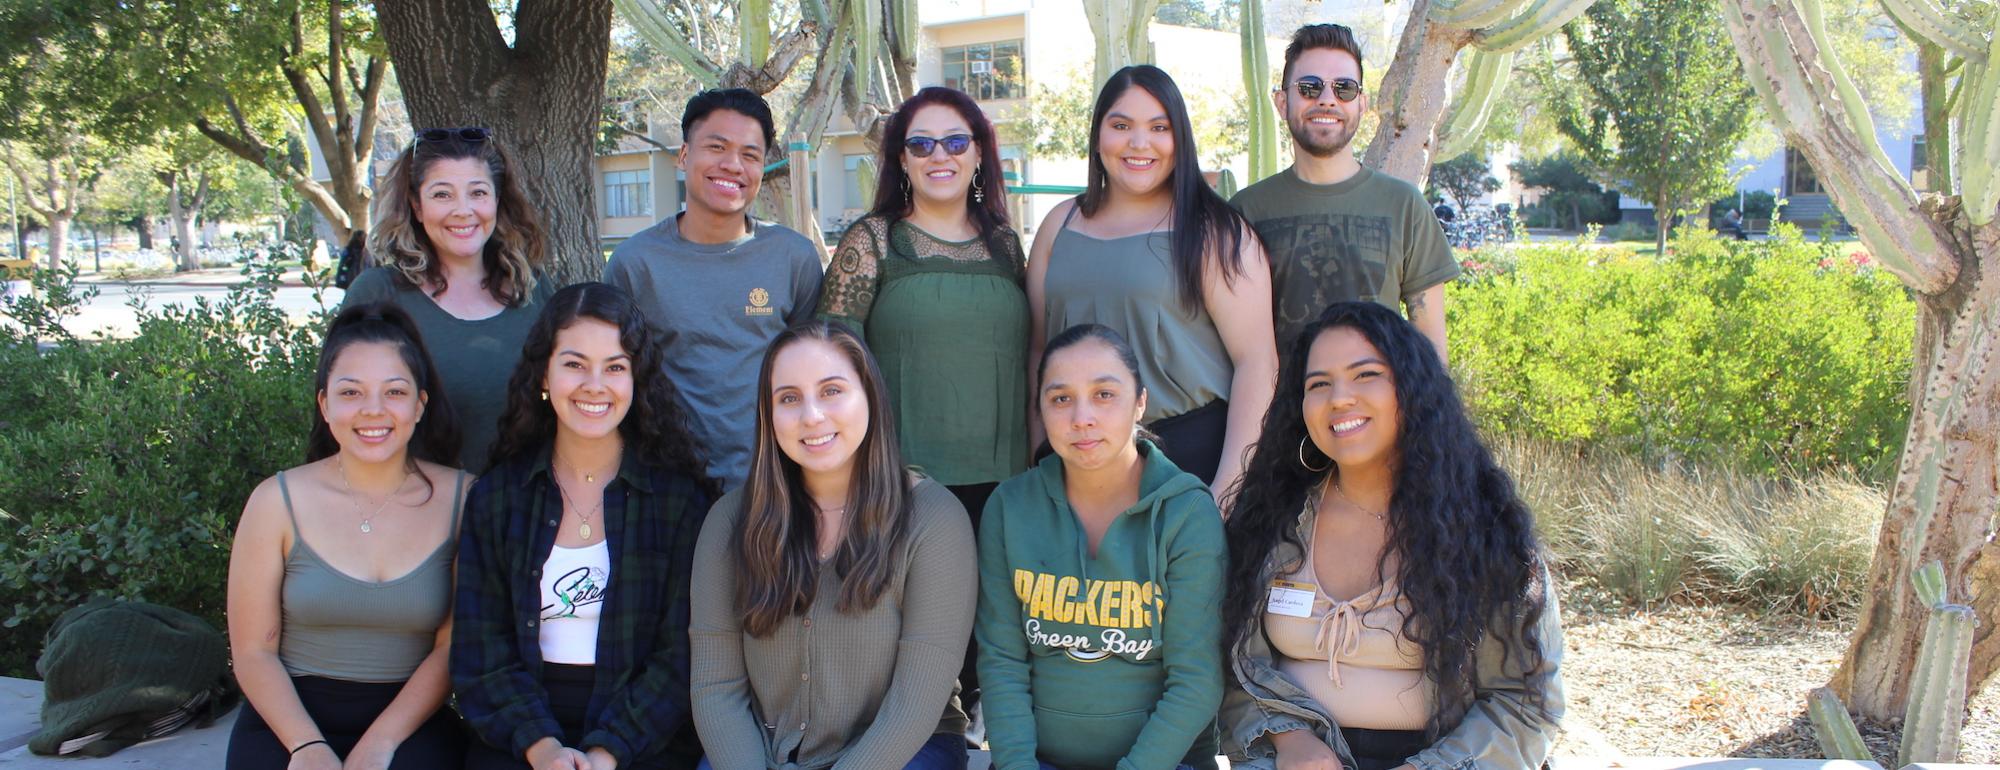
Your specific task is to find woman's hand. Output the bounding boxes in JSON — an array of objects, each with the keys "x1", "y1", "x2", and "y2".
[
  {"x1": 287, "y1": 742, "x2": 342, "y2": 770},
  {"x1": 340, "y1": 737, "x2": 395, "y2": 770},
  {"x1": 585, "y1": 746, "x2": 620, "y2": 770},
  {"x1": 526, "y1": 737, "x2": 592, "y2": 770},
  {"x1": 1271, "y1": 728, "x2": 1343, "y2": 770}
]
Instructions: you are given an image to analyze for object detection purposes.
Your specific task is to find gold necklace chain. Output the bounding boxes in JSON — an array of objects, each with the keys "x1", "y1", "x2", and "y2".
[
  {"x1": 1329, "y1": 479, "x2": 1386, "y2": 522},
  {"x1": 335, "y1": 456, "x2": 409, "y2": 534},
  {"x1": 555, "y1": 455, "x2": 613, "y2": 541}
]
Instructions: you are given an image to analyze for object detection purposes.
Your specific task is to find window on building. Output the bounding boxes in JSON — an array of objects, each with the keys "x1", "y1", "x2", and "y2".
[
  {"x1": 943, "y1": 40, "x2": 1025, "y2": 100},
  {"x1": 604, "y1": 170, "x2": 651, "y2": 218}
]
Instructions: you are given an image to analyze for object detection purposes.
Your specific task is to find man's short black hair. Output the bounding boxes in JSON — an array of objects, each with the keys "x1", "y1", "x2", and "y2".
[{"x1": 680, "y1": 88, "x2": 778, "y2": 154}]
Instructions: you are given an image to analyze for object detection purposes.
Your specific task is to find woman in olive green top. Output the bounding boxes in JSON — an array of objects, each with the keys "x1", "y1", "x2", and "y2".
[
  {"x1": 818, "y1": 86, "x2": 1028, "y2": 520},
  {"x1": 343, "y1": 127, "x2": 552, "y2": 472}
]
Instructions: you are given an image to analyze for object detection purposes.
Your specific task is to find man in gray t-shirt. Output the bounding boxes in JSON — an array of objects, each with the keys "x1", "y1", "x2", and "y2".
[{"x1": 605, "y1": 89, "x2": 823, "y2": 489}]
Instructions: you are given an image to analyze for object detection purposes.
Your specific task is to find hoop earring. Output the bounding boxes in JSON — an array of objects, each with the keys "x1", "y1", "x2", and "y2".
[
  {"x1": 973, "y1": 168, "x2": 985, "y2": 203},
  {"x1": 1298, "y1": 436, "x2": 1331, "y2": 473}
]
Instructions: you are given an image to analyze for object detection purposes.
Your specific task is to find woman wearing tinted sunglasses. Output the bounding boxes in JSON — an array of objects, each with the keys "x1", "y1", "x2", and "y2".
[
  {"x1": 1025, "y1": 64, "x2": 1277, "y2": 502},
  {"x1": 343, "y1": 127, "x2": 554, "y2": 472},
  {"x1": 815, "y1": 86, "x2": 1027, "y2": 716}
]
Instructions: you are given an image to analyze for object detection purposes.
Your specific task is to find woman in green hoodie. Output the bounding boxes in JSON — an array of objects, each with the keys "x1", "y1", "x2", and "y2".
[{"x1": 976, "y1": 323, "x2": 1227, "y2": 770}]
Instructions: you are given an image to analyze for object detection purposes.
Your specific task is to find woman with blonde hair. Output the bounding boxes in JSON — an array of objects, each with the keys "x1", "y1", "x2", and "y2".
[{"x1": 343, "y1": 126, "x2": 553, "y2": 471}]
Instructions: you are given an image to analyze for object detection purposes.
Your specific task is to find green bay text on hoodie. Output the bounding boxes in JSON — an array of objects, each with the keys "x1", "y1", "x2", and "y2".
[{"x1": 975, "y1": 439, "x2": 1226, "y2": 770}]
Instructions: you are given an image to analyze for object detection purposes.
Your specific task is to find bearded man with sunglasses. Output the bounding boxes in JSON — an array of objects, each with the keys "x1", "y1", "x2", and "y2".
[{"x1": 1230, "y1": 24, "x2": 1457, "y2": 362}]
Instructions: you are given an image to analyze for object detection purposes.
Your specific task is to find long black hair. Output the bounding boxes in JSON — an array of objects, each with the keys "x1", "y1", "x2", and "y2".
[
  {"x1": 1079, "y1": 64, "x2": 1252, "y2": 312},
  {"x1": 869, "y1": 86, "x2": 1013, "y2": 262},
  {"x1": 489, "y1": 282, "x2": 715, "y2": 496},
  {"x1": 1220, "y1": 301, "x2": 1551, "y2": 740},
  {"x1": 308, "y1": 303, "x2": 461, "y2": 501}
]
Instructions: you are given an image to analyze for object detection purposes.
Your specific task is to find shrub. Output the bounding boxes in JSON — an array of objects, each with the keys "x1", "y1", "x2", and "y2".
[
  {"x1": 1450, "y1": 227, "x2": 1913, "y2": 480},
  {"x1": 1494, "y1": 435, "x2": 1881, "y2": 613},
  {"x1": 1602, "y1": 221, "x2": 1654, "y2": 242},
  {"x1": 0, "y1": 255, "x2": 329, "y2": 678}
]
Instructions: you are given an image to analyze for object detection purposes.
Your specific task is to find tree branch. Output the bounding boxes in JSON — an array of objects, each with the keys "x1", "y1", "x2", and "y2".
[
  {"x1": 615, "y1": 0, "x2": 725, "y2": 85},
  {"x1": 719, "y1": 21, "x2": 820, "y2": 92},
  {"x1": 1719, "y1": 0, "x2": 1958, "y2": 292}
]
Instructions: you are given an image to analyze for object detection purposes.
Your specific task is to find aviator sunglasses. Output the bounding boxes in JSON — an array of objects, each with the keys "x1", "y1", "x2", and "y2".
[
  {"x1": 1283, "y1": 76, "x2": 1363, "y2": 103},
  {"x1": 903, "y1": 134, "x2": 975, "y2": 158}
]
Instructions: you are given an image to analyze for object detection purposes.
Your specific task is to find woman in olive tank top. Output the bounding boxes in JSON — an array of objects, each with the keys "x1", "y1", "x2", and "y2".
[
  {"x1": 1026, "y1": 64, "x2": 1278, "y2": 501},
  {"x1": 225, "y1": 303, "x2": 469, "y2": 769}
]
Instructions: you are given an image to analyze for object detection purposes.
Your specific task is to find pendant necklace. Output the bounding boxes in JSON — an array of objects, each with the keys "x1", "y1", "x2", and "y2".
[
  {"x1": 556, "y1": 455, "x2": 612, "y2": 541},
  {"x1": 336, "y1": 456, "x2": 407, "y2": 534},
  {"x1": 1329, "y1": 480, "x2": 1387, "y2": 522}
]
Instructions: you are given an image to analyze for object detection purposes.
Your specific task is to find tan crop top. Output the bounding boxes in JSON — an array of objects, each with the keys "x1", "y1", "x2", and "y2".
[{"x1": 1262, "y1": 502, "x2": 1432, "y2": 730}]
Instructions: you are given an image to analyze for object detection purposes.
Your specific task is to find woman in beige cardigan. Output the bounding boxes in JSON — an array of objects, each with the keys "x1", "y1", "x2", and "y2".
[{"x1": 690, "y1": 320, "x2": 977, "y2": 770}]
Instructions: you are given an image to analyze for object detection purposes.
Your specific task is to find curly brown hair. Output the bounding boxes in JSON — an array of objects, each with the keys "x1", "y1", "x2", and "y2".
[{"x1": 368, "y1": 130, "x2": 546, "y2": 305}]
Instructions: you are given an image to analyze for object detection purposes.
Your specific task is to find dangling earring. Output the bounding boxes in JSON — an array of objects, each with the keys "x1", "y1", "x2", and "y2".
[
  {"x1": 540, "y1": 390, "x2": 548, "y2": 401},
  {"x1": 904, "y1": 178, "x2": 913, "y2": 207},
  {"x1": 1297, "y1": 436, "x2": 1331, "y2": 473},
  {"x1": 973, "y1": 168, "x2": 985, "y2": 203}
]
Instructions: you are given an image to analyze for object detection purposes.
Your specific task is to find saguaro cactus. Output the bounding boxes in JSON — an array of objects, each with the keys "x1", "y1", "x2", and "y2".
[
  {"x1": 1240, "y1": 0, "x2": 1281, "y2": 184},
  {"x1": 1366, "y1": 0, "x2": 1598, "y2": 181},
  {"x1": 1808, "y1": 562, "x2": 1976, "y2": 764},
  {"x1": 1083, "y1": 0, "x2": 1165, "y2": 88},
  {"x1": 1721, "y1": 0, "x2": 2000, "y2": 722}
]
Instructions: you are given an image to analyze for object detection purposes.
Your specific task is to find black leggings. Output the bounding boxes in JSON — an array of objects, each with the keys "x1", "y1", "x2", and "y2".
[
  {"x1": 225, "y1": 675, "x2": 464, "y2": 769},
  {"x1": 1146, "y1": 398, "x2": 1228, "y2": 485},
  {"x1": 463, "y1": 663, "x2": 700, "y2": 770},
  {"x1": 1342, "y1": 726, "x2": 1429, "y2": 770},
  {"x1": 947, "y1": 481, "x2": 999, "y2": 716}
]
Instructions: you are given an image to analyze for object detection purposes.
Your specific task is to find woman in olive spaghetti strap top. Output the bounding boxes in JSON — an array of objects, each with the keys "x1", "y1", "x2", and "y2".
[
  {"x1": 1026, "y1": 64, "x2": 1277, "y2": 500},
  {"x1": 226, "y1": 303, "x2": 471, "y2": 770}
]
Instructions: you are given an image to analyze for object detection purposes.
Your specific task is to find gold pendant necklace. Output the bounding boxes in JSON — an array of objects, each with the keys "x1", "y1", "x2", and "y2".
[
  {"x1": 336, "y1": 456, "x2": 407, "y2": 534},
  {"x1": 554, "y1": 455, "x2": 612, "y2": 541}
]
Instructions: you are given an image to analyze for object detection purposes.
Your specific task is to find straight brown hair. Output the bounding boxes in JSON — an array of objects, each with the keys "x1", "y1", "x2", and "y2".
[{"x1": 735, "y1": 320, "x2": 912, "y2": 637}]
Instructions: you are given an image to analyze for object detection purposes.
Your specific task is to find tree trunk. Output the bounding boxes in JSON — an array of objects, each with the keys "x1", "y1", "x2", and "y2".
[
  {"x1": 44, "y1": 215, "x2": 68, "y2": 272},
  {"x1": 132, "y1": 215, "x2": 154, "y2": 250},
  {"x1": 1653, "y1": 204, "x2": 1670, "y2": 256},
  {"x1": 163, "y1": 172, "x2": 198, "y2": 272},
  {"x1": 375, "y1": 0, "x2": 612, "y2": 288},
  {"x1": 1363, "y1": 1, "x2": 1477, "y2": 185}
]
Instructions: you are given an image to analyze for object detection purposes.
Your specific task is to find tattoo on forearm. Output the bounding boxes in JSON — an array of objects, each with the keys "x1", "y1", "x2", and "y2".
[{"x1": 1408, "y1": 293, "x2": 1428, "y2": 313}]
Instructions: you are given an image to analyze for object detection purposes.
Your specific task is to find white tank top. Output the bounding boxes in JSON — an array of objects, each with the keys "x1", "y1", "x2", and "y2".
[{"x1": 538, "y1": 541, "x2": 610, "y2": 664}]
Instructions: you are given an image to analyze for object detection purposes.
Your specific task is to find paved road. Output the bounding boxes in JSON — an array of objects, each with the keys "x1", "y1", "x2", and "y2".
[{"x1": 38, "y1": 280, "x2": 341, "y2": 340}]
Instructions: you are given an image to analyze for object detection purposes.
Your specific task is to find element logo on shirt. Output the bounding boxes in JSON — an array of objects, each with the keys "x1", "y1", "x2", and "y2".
[
  {"x1": 541, "y1": 566, "x2": 608, "y2": 620},
  {"x1": 1013, "y1": 569, "x2": 1164, "y2": 661},
  {"x1": 745, "y1": 287, "x2": 774, "y2": 316}
]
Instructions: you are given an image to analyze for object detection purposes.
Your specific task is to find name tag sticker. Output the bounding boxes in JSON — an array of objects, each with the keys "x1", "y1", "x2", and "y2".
[{"x1": 1266, "y1": 581, "x2": 1316, "y2": 618}]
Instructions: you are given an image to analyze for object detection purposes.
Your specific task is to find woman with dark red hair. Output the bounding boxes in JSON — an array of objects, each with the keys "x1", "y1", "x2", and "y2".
[{"x1": 814, "y1": 86, "x2": 1028, "y2": 717}]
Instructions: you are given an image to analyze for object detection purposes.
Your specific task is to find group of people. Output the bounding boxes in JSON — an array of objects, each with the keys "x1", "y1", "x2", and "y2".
[{"x1": 223, "y1": 23, "x2": 1561, "y2": 770}]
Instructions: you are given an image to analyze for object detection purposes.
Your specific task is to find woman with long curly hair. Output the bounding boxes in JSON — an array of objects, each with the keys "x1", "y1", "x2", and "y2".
[
  {"x1": 1218, "y1": 302, "x2": 1562, "y2": 770},
  {"x1": 343, "y1": 127, "x2": 552, "y2": 471},
  {"x1": 452, "y1": 283, "x2": 715, "y2": 770},
  {"x1": 691, "y1": 320, "x2": 977, "y2": 770}
]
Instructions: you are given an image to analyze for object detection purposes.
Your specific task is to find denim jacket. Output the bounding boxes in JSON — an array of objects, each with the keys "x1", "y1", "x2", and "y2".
[{"x1": 1219, "y1": 503, "x2": 1565, "y2": 770}]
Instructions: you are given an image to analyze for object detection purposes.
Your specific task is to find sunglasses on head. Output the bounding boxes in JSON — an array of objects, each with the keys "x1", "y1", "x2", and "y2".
[
  {"x1": 1284, "y1": 76, "x2": 1363, "y2": 103},
  {"x1": 416, "y1": 126, "x2": 491, "y2": 146},
  {"x1": 903, "y1": 134, "x2": 974, "y2": 158}
]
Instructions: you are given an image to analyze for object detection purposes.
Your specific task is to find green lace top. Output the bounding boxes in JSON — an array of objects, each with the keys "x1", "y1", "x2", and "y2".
[{"x1": 817, "y1": 215, "x2": 1030, "y2": 485}]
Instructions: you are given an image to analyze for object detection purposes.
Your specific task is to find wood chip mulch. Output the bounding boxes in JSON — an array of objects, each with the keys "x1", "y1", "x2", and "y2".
[{"x1": 1554, "y1": 601, "x2": 1997, "y2": 765}]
